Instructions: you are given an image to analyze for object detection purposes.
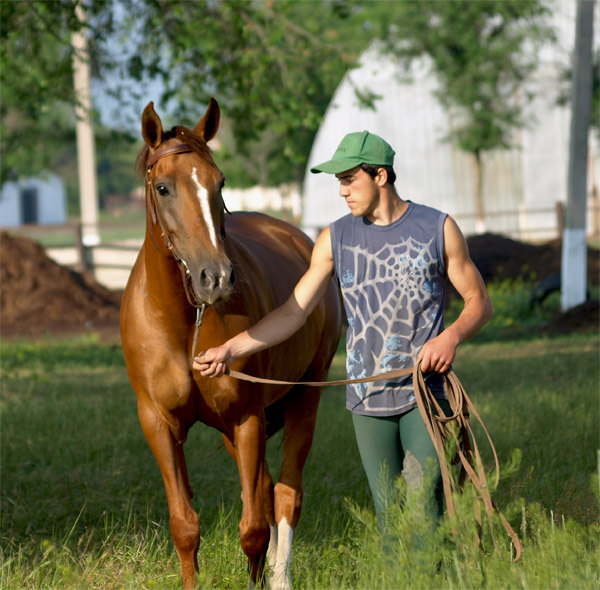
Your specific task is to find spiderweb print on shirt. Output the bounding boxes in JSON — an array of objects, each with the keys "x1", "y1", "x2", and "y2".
[{"x1": 340, "y1": 235, "x2": 443, "y2": 404}]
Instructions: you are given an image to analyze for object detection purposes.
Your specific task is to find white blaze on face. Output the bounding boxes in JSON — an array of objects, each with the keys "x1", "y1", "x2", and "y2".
[{"x1": 191, "y1": 167, "x2": 217, "y2": 249}]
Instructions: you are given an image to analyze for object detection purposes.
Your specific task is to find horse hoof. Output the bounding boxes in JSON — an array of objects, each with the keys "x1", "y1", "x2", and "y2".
[{"x1": 269, "y1": 569, "x2": 292, "y2": 590}]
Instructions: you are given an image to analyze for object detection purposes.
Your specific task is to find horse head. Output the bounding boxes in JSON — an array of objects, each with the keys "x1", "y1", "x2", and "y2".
[{"x1": 140, "y1": 98, "x2": 234, "y2": 305}]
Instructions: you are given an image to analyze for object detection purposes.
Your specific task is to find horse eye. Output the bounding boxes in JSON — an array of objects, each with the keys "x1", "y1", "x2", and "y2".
[
  {"x1": 220, "y1": 178, "x2": 226, "y2": 190},
  {"x1": 156, "y1": 184, "x2": 170, "y2": 197}
]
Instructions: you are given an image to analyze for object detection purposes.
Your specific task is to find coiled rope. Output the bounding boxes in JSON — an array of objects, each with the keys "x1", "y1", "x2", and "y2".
[{"x1": 226, "y1": 364, "x2": 522, "y2": 560}]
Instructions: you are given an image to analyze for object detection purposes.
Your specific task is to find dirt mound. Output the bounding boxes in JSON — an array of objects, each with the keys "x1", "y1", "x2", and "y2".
[
  {"x1": 466, "y1": 233, "x2": 599, "y2": 285},
  {"x1": 1, "y1": 232, "x2": 122, "y2": 338},
  {"x1": 545, "y1": 299, "x2": 599, "y2": 334}
]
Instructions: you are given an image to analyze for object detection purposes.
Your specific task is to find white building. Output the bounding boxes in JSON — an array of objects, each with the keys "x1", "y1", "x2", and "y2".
[
  {"x1": 302, "y1": 0, "x2": 599, "y2": 241},
  {"x1": 0, "y1": 174, "x2": 67, "y2": 227}
]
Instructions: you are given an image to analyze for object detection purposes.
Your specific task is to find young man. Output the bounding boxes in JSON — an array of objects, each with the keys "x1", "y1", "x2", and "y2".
[{"x1": 194, "y1": 130, "x2": 492, "y2": 527}]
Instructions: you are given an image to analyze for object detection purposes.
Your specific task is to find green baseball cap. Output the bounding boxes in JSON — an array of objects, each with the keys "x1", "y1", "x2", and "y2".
[{"x1": 310, "y1": 131, "x2": 395, "y2": 174}]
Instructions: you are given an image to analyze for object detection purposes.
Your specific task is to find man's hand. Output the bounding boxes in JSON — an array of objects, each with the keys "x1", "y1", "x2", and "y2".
[
  {"x1": 192, "y1": 226, "x2": 336, "y2": 380},
  {"x1": 193, "y1": 345, "x2": 232, "y2": 377},
  {"x1": 417, "y1": 329, "x2": 459, "y2": 374}
]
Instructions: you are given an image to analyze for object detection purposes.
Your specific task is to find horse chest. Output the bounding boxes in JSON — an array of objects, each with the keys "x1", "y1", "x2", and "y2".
[{"x1": 193, "y1": 377, "x2": 252, "y2": 423}]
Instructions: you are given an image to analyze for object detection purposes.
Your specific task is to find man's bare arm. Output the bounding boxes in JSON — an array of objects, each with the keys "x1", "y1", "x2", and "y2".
[
  {"x1": 193, "y1": 227, "x2": 335, "y2": 377},
  {"x1": 418, "y1": 216, "x2": 492, "y2": 373}
]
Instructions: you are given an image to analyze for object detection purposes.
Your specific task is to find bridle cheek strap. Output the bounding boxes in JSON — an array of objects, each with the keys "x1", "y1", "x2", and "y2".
[
  {"x1": 144, "y1": 143, "x2": 204, "y2": 311},
  {"x1": 143, "y1": 142, "x2": 223, "y2": 362},
  {"x1": 145, "y1": 143, "x2": 195, "y2": 227}
]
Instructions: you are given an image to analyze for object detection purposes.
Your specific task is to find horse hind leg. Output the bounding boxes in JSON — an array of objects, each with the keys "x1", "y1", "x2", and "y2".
[
  {"x1": 137, "y1": 400, "x2": 199, "y2": 590},
  {"x1": 270, "y1": 386, "x2": 320, "y2": 590}
]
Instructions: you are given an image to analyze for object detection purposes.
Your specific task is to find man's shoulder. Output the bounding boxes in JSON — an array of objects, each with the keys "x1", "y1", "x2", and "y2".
[
  {"x1": 410, "y1": 201, "x2": 447, "y2": 219},
  {"x1": 332, "y1": 212, "x2": 355, "y2": 224},
  {"x1": 330, "y1": 213, "x2": 355, "y2": 231}
]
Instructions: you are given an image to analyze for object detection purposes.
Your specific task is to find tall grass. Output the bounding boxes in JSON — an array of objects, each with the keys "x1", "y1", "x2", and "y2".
[{"x1": 1, "y1": 305, "x2": 598, "y2": 588}]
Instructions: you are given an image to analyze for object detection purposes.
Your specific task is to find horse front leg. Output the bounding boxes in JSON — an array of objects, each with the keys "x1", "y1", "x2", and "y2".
[
  {"x1": 221, "y1": 433, "x2": 275, "y2": 543},
  {"x1": 233, "y1": 414, "x2": 271, "y2": 586},
  {"x1": 262, "y1": 462, "x2": 277, "y2": 575},
  {"x1": 138, "y1": 399, "x2": 199, "y2": 590}
]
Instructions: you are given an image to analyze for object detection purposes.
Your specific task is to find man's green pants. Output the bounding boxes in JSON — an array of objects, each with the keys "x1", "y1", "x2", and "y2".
[{"x1": 352, "y1": 400, "x2": 451, "y2": 528}]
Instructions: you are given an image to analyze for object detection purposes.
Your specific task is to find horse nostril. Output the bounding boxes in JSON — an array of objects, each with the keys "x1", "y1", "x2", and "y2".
[
  {"x1": 229, "y1": 264, "x2": 235, "y2": 286},
  {"x1": 200, "y1": 269, "x2": 216, "y2": 290},
  {"x1": 217, "y1": 265, "x2": 234, "y2": 290}
]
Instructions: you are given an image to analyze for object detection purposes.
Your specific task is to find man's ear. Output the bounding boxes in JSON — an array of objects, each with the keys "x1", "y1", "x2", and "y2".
[{"x1": 376, "y1": 167, "x2": 388, "y2": 186}]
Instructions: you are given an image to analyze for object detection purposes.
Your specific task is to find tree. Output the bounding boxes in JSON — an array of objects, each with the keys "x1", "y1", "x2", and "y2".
[
  {"x1": 2, "y1": 0, "x2": 368, "y2": 190},
  {"x1": 369, "y1": 0, "x2": 555, "y2": 231},
  {"x1": 2, "y1": 0, "x2": 559, "y2": 200},
  {"x1": 123, "y1": 0, "x2": 365, "y2": 185},
  {"x1": 0, "y1": 0, "x2": 117, "y2": 187}
]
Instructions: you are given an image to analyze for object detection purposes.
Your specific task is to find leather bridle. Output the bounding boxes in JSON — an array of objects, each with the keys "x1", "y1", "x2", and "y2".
[{"x1": 145, "y1": 142, "x2": 208, "y2": 349}]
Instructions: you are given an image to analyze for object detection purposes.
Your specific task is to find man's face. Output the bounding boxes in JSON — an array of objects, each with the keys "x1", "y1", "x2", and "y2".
[{"x1": 335, "y1": 166, "x2": 380, "y2": 218}]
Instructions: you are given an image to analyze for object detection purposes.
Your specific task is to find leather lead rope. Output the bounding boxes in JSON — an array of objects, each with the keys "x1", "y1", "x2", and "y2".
[
  {"x1": 226, "y1": 366, "x2": 413, "y2": 387},
  {"x1": 226, "y1": 364, "x2": 522, "y2": 560},
  {"x1": 412, "y1": 363, "x2": 522, "y2": 561}
]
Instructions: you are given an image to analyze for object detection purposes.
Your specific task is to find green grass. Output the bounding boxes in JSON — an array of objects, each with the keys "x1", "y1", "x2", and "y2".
[{"x1": 1, "y1": 323, "x2": 598, "y2": 588}]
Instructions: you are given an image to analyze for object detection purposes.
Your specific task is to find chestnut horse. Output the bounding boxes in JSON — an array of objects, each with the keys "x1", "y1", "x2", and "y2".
[{"x1": 120, "y1": 98, "x2": 342, "y2": 589}]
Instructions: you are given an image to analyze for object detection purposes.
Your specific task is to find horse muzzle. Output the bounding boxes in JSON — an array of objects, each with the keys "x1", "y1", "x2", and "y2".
[{"x1": 191, "y1": 262, "x2": 235, "y2": 305}]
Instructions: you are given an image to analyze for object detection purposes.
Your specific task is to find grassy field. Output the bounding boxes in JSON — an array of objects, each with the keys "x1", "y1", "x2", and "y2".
[{"x1": 1, "y1": 322, "x2": 598, "y2": 588}]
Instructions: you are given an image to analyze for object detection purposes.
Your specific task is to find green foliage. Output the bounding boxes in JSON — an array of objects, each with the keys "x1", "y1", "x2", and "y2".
[
  {"x1": 1, "y1": 0, "x2": 367, "y2": 190},
  {"x1": 0, "y1": 0, "x2": 117, "y2": 186},
  {"x1": 94, "y1": 127, "x2": 140, "y2": 206},
  {"x1": 375, "y1": 0, "x2": 555, "y2": 156},
  {"x1": 127, "y1": 0, "x2": 367, "y2": 185},
  {"x1": 559, "y1": 47, "x2": 600, "y2": 141},
  {"x1": 1, "y1": 1, "x2": 77, "y2": 119},
  {"x1": 446, "y1": 277, "x2": 572, "y2": 335},
  {"x1": 2, "y1": 0, "x2": 562, "y2": 196}
]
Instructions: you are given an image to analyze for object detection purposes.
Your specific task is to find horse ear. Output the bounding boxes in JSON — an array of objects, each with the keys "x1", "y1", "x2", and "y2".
[
  {"x1": 141, "y1": 102, "x2": 163, "y2": 148},
  {"x1": 194, "y1": 97, "x2": 220, "y2": 142}
]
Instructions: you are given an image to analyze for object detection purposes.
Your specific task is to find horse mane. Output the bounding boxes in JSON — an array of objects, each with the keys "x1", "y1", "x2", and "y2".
[{"x1": 135, "y1": 126, "x2": 214, "y2": 178}]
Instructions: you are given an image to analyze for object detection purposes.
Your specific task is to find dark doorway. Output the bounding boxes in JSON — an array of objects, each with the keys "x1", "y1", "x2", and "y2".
[{"x1": 20, "y1": 187, "x2": 38, "y2": 224}]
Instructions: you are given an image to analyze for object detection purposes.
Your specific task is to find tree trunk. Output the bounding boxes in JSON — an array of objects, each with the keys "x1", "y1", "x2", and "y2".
[{"x1": 472, "y1": 150, "x2": 486, "y2": 234}]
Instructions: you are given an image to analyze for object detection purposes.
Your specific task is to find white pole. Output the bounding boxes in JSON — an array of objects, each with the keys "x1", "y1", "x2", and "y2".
[
  {"x1": 561, "y1": 0, "x2": 594, "y2": 311},
  {"x1": 72, "y1": 1, "x2": 100, "y2": 247}
]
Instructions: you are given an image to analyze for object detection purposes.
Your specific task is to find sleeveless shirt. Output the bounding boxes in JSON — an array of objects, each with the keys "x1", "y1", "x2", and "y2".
[{"x1": 329, "y1": 202, "x2": 448, "y2": 416}]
